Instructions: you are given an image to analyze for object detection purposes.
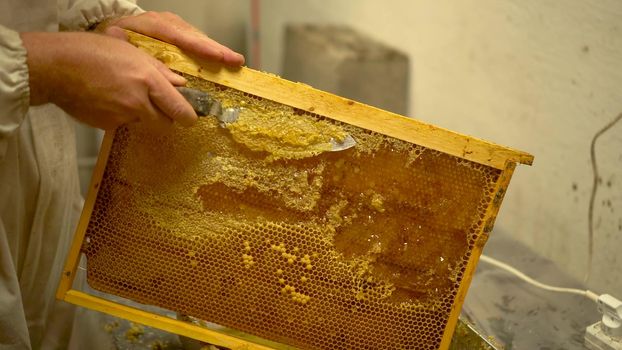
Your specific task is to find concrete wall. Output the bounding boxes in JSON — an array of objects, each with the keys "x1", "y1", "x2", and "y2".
[
  {"x1": 139, "y1": 0, "x2": 249, "y2": 55},
  {"x1": 282, "y1": 25, "x2": 409, "y2": 114},
  {"x1": 137, "y1": 0, "x2": 622, "y2": 296}
]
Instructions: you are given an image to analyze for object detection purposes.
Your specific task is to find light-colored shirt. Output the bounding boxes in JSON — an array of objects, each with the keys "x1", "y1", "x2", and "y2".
[{"x1": 0, "y1": 1, "x2": 141, "y2": 348}]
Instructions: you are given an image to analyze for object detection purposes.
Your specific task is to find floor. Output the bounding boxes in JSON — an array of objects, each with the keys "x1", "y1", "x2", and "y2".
[{"x1": 462, "y1": 228, "x2": 600, "y2": 350}]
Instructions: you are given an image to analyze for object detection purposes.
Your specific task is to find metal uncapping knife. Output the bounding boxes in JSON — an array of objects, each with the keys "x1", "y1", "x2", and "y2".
[{"x1": 176, "y1": 86, "x2": 240, "y2": 124}]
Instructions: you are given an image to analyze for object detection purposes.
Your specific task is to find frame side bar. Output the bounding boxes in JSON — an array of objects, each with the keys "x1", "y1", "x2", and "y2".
[
  {"x1": 438, "y1": 160, "x2": 517, "y2": 349},
  {"x1": 56, "y1": 131, "x2": 115, "y2": 299}
]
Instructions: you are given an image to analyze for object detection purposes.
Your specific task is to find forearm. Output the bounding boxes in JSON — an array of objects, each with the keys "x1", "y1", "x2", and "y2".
[
  {"x1": 19, "y1": 32, "x2": 59, "y2": 106},
  {"x1": 19, "y1": 31, "x2": 106, "y2": 107}
]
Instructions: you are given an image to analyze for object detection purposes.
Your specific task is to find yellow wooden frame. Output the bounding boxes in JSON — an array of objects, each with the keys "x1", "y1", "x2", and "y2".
[{"x1": 57, "y1": 31, "x2": 532, "y2": 350}]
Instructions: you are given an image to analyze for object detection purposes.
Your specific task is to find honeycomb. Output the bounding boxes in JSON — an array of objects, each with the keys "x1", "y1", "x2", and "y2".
[{"x1": 83, "y1": 75, "x2": 502, "y2": 349}]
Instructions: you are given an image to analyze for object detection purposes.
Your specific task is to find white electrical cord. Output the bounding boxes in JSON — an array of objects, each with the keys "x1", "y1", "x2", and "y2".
[
  {"x1": 480, "y1": 254, "x2": 622, "y2": 349},
  {"x1": 479, "y1": 254, "x2": 599, "y2": 302}
]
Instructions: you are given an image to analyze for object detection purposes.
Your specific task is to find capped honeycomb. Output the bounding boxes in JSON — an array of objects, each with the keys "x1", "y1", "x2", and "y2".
[{"x1": 83, "y1": 75, "x2": 502, "y2": 349}]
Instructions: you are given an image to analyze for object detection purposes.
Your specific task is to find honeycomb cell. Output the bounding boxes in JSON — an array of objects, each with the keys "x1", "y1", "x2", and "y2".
[{"x1": 83, "y1": 76, "x2": 503, "y2": 349}]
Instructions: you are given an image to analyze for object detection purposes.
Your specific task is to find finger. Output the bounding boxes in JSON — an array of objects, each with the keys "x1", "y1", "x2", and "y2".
[
  {"x1": 222, "y1": 49, "x2": 245, "y2": 66},
  {"x1": 135, "y1": 94, "x2": 175, "y2": 134},
  {"x1": 146, "y1": 73, "x2": 197, "y2": 127},
  {"x1": 115, "y1": 12, "x2": 245, "y2": 66},
  {"x1": 176, "y1": 30, "x2": 245, "y2": 66},
  {"x1": 149, "y1": 56, "x2": 187, "y2": 86}
]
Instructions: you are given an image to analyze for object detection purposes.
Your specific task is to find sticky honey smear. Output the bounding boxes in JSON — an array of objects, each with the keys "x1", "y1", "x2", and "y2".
[
  {"x1": 193, "y1": 75, "x2": 349, "y2": 162},
  {"x1": 227, "y1": 108, "x2": 349, "y2": 161},
  {"x1": 84, "y1": 75, "x2": 502, "y2": 350}
]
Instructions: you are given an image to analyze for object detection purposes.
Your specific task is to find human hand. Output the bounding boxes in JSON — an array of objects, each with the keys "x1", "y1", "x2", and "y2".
[
  {"x1": 21, "y1": 31, "x2": 197, "y2": 131},
  {"x1": 99, "y1": 11, "x2": 245, "y2": 66}
]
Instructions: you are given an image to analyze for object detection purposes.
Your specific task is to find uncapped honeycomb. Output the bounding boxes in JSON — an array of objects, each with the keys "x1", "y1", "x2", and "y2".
[{"x1": 83, "y1": 76, "x2": 501, "y2": 349}]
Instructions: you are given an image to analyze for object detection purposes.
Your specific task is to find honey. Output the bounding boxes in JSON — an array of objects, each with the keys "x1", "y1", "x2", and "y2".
[{"x1": 227, "y1": 107, "x2": 349, "y2": 161}]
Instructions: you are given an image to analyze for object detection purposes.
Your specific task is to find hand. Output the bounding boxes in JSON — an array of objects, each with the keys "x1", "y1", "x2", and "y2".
[
  {"x1": 100, "y1": 11, "x2": 245, "y2": 66},
  {"x1": 21, "y1": 31, "x2": 197, "y2": 131}
]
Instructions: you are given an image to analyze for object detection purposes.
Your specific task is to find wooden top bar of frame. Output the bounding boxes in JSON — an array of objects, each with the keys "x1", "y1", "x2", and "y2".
[{"x1": 126, "y1": 31, "x2": 533, "y2": 170}]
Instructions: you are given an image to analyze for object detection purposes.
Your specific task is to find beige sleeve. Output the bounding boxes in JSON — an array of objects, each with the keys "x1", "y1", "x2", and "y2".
[
  {"x1": 0, "y1": 25, "x2": 29, "y2": 161},
  {"x1": 59, "y1": 0, "x2": 144, "y2": 31}
]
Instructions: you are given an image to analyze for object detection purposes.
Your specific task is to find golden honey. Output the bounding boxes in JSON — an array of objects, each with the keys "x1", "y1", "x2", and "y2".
[{"x1": 227, "y1": 107, "x2": 348, "y2": 161}]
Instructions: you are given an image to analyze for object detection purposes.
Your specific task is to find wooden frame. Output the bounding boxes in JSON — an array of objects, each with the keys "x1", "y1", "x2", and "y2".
[{"x1": 57, "y1": 31, "x2": 532, "y2": 350}]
